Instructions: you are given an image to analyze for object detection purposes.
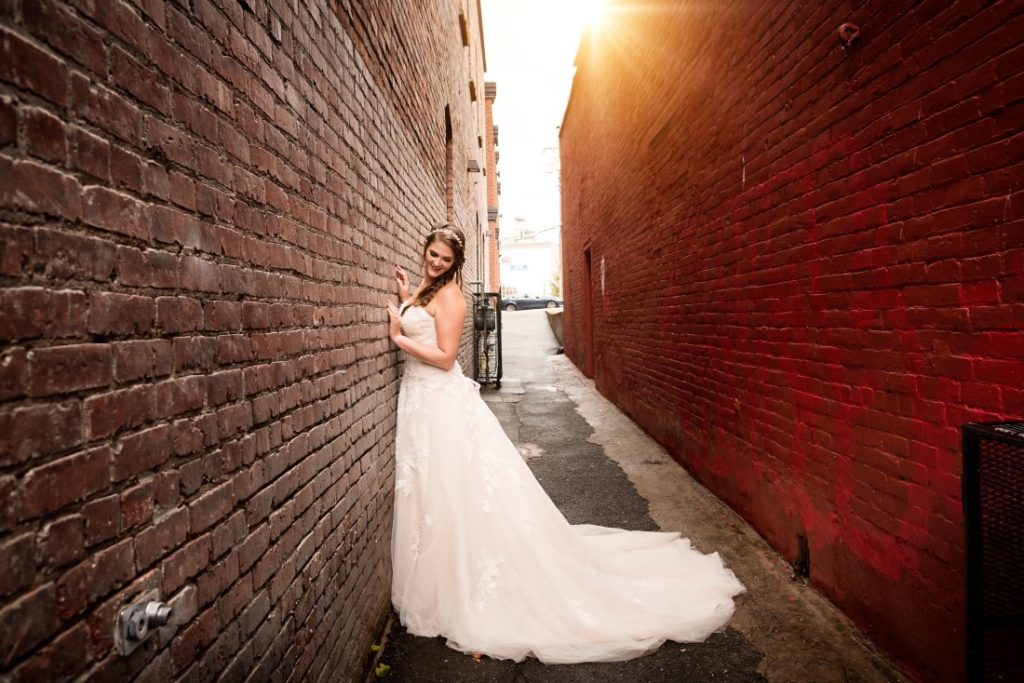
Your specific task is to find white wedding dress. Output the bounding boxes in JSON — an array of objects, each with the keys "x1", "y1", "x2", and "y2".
[{"x1": 390, "y1": 302, "x2": 745, "y2": 664}]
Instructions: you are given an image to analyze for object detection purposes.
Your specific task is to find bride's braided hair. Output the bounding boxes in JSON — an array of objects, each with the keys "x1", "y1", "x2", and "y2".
[{"x1": 412, "y1": 223, "x2": 466, "y2": 307}]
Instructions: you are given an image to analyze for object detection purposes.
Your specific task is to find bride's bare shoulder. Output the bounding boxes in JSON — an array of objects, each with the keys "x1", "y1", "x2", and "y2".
[{"x1": 436, "y1": 282, "x2": 467, "y2": 309}]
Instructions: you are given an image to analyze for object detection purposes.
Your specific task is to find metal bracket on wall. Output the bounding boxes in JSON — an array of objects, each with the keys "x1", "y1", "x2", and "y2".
[
  {"x1": 114, "y1": 589, "x2": 174, "y2": 656},
  {"x1": 837, "y1": 23, "x2": 861, "y2": 50}
]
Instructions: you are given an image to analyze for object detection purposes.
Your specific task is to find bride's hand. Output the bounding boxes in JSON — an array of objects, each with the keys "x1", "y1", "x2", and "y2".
[
  {"x1": 395, "y1": 266, "x2": 410, "y2": 301},
  {"x1": 386, "y1": 301, "x2": 402, "y2": 341}
]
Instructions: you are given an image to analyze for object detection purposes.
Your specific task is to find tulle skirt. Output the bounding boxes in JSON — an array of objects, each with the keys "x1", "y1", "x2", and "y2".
[{"x1": 390, "y1": 360, "x2": 745, "y2": 664}]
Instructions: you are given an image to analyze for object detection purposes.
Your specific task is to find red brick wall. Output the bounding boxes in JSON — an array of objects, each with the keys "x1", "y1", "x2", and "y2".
[
  {"x1": 560, "y1": 2, "x2": 1023, "y2": 681},
  {"x1": 0, "y1": 0, "x2": 486, "y2": 679}
]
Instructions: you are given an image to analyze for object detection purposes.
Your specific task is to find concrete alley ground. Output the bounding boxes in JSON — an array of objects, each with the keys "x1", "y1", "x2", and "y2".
[{"x1": 376, "y1": 310, "x2": 910, "y2": 683}]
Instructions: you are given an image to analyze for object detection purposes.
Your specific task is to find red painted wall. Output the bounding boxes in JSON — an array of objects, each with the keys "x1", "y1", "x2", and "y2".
[{"x1": 560, "y1": 2, "x2": 1023, "y2": 681}]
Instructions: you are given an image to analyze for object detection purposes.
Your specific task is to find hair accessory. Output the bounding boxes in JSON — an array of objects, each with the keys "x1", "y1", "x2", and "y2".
[{"x1": 430, "y1": 226, "x2": 463, "y2": 248}]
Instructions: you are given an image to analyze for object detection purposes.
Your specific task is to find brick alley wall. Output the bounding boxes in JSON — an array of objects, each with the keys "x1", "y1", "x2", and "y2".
[
  {"x1": 560, "y1": 2, "x2": 1022, "y2": 681},
  {"x1": 0, "y1": 0, "x2": 488, "y2": 680}
]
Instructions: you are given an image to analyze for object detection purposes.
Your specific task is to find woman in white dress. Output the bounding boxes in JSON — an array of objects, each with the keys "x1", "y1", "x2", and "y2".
[{"x1": 384, "y1": 224, "x2": 745, "y2": 664}]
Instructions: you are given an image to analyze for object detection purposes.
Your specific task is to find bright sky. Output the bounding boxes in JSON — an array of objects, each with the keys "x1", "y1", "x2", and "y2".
[{"x1": 480, "y1": 0, "x2": 606, "y2": 236}]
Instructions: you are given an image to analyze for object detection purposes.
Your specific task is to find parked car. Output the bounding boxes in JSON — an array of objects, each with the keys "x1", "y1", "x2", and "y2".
[{"x1": 501, "y1": 294, "x2": 563, "y2": 311}]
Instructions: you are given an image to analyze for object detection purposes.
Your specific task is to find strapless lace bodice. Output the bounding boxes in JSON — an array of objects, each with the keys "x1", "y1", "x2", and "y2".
[
  {"x1": 399, "y1": 303, "x2": 463, "y2": 382},
  {"x1": 399, "y1": 302, "x2": 438, "y2": 345}
]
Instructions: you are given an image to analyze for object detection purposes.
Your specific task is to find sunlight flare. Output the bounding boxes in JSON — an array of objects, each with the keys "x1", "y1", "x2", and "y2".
[{"x1": 577, "y1": 0, "x2": 611, "y2": 29}]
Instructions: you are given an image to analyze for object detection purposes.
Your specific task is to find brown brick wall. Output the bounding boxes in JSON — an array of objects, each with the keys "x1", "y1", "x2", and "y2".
[
  {"x1": 0, "y1": 0, "x2": 488, "y2": 679},
  {"x1": 560, "y1": 2, "x2": 1023, "y2": 682}
]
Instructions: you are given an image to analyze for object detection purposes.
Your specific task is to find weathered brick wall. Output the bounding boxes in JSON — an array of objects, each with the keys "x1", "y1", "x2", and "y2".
[
  {"x1": 0, "y1": 0, "x2": 488, "y2": 679},
  {"x1": 561, "y1": 2, "x2": 1022, "y2": 681}
]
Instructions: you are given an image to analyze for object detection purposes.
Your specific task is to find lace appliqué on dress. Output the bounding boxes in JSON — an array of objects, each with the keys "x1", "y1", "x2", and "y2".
[
  {"x1": 475, "y1": 552, "x2": 506, "y2": 612},
  {"x1": 566, "y1": 597, "x2": 596, "y2": 625},
  {"x1": 478, "y1": 449, "x2": 523, "y2": 513},
  {"x1": 395, "y1": 446, "x2": 428, "y2": 497}
]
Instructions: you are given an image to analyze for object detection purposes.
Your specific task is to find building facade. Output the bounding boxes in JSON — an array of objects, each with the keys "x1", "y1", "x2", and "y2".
[
  {"x1": 499, "y1": 236, "x2": 561, "y2": 297},
  {"x1": 484, "y1": 81, "x2": 501, "y2": 293},
  {"x1": 0, "y1": 0, "x2": 491, "y2": 679},
  {"x1": 560, "y1": 2, "x2": 1022, "y2": 682}
]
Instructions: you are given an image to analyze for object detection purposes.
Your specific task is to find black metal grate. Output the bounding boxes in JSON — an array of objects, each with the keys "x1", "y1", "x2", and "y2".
[
  {"x1": 472, "y1": 292, "x2": 502, "y2": 387},
  {"x1": 963, "y1": 422, "x2": 1024, "y2": 682},
  {"x1": 978, "y1": 439, "x2": 1024, "y2": 618}
]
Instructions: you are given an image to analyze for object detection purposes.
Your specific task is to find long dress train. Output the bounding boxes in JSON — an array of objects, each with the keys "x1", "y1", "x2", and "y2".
[{"x1": 390, "y1": 302, "x2": 745, "y2": 664}]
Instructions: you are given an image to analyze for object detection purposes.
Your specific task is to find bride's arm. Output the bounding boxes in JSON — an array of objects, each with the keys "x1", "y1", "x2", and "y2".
[{"x1": 390, "y1": 286, "x2": 466, "y2": 370}]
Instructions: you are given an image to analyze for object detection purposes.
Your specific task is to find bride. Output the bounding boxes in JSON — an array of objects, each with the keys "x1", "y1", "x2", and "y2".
[{"x1": 384, "y1": 223, "x2": 745, "y2": 664}]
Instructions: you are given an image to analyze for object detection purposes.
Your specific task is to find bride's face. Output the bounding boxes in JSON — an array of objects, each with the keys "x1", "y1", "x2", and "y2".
[{"x1": 423, "y1": 238, "x2": 455, "y2": 281}]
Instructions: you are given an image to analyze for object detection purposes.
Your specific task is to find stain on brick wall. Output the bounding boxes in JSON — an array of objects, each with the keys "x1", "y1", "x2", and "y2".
[
  {"x1": 0, "y1": 0, "x2": 489, "y2": 679},
  {"x1": 560, "y1": 2, "x2": 1023, "y2": 682}
]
